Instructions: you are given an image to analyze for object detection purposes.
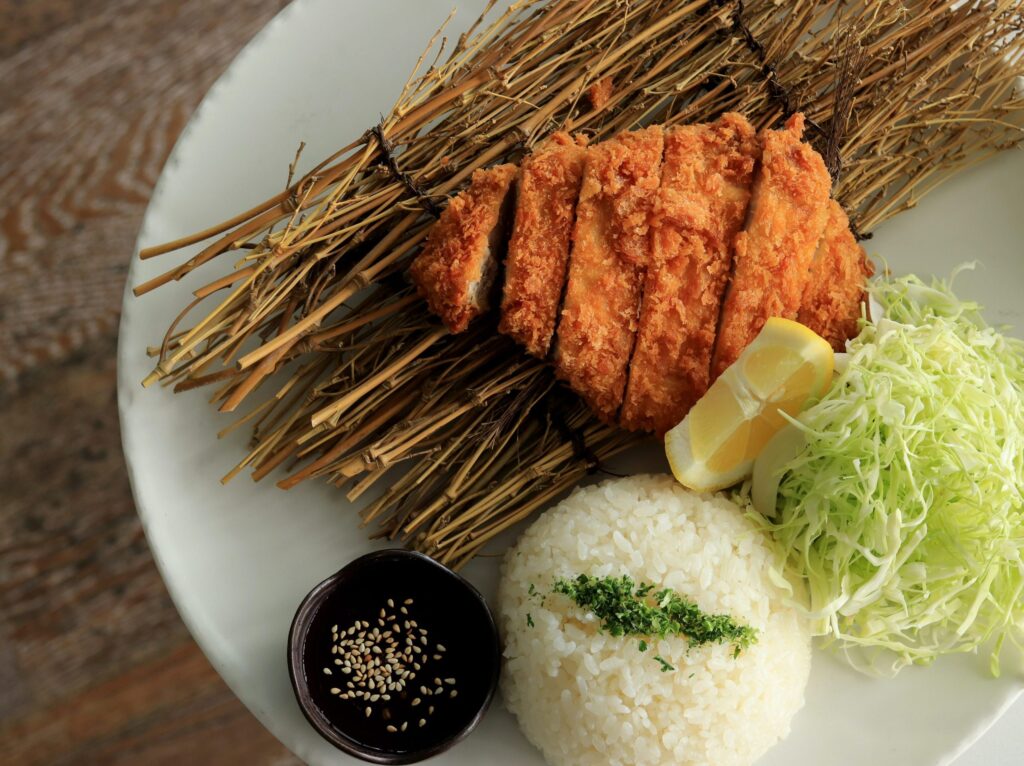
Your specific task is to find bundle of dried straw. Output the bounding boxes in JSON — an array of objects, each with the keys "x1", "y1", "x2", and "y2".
[{"x1": 135, "y1": 0, "x2": 1024, "y2": 567}]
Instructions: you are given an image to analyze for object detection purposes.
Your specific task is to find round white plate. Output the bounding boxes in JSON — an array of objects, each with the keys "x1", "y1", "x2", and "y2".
[{"x1": 118, "y1": 1, "x2": 1024, "y2": 764}]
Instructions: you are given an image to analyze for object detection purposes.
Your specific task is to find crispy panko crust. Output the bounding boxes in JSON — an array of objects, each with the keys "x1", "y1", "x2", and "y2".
[
  {"x1": 797, "y1": 199, "x2": 875, "y2": 350},
  {"x1": 409, "y1": 164, "x2": 518, "y2": 333},
  {"x1": 499, "y1": 132, "x2": 588, "y2": 357},
  {"x1": 710, "y1": 113, "x2": 831, "y2": 380},
  {"x1": 586, "y1": 76, "x2": 614, "y2": 111},
  {"x1": 554, "y1": 125, "x2": 664, "y2": 422},
  {"x1": 621, "y1": 114, "x2": 759, "y2": 435}
]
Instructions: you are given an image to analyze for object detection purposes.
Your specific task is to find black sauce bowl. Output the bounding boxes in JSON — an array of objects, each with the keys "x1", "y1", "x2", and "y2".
[{"x1": 288, "y1": 550, "x2": 500, "y2": 764}]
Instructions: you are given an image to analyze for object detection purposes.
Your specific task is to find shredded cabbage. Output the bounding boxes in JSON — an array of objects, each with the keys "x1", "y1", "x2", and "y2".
[{"x1": 758, "y1": 266, "x2": 1024, "y2": 676}]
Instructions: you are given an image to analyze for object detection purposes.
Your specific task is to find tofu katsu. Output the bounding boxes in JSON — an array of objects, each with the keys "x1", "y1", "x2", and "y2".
[
  {"x1": 411, "y1": 112, "x2": 870, "y2": 435},
  {"x1": 710, "y1": 113, "x2": 831, "y2": 380},
  {"x1": 797, "y1": 199, "x2": 875, "y2": 350},
  {"x1": 499, "y1": 132, "x2": 588, "y2": 357},
  {"x1": 620, "y1": 114, "x2": 759, "y2": 435},
  {"x1": 553, "y1": 125, "x2": 664, "y2": 422},
  {"x1": 410, "y1": 163, "x2": 518, "y2": 333}
]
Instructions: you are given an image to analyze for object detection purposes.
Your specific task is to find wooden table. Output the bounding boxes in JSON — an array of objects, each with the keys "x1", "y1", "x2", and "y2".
[{"x1": 0, "y1": 1, "x2": 301, "y2": 762}]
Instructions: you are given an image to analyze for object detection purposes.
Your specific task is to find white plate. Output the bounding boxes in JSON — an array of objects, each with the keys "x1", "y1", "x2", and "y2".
[{"x1": 117, "y1": 1, "x2": 1024, "y2": 764}]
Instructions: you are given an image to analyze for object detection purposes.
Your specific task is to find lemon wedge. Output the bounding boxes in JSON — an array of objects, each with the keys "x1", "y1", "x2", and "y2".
[{"x1": 665, "y1": 318, "x2": 833, "y2": 492}]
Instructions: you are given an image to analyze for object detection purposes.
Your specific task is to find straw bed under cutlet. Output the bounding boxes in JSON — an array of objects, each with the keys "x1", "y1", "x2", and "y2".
[{"x1": 135, "y1": 0, "x2": 1024, "y2": 567}]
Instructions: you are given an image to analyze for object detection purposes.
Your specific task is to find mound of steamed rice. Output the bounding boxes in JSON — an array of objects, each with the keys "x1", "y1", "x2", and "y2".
[{"x1": 498, "y1": 474, "x2": 811, "y2": 766}]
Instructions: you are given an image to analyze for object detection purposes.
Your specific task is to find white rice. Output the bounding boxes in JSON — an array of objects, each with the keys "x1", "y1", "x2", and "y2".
[{"x1": 498, "y1": 474, "x2": 811, "y2": 766}]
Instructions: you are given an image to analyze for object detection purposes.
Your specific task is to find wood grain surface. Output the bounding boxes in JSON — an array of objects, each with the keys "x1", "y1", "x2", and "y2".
[{"x1": 0, "y1": 1, "x2": 302, "y2": 763}]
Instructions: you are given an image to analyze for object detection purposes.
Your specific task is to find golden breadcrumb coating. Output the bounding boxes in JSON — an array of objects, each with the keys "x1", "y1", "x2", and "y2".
[
  {"x1": 409, "y1": 164, "x2": 518, "y2": 333},
  {"x1": 621, "y1": 114, "x2": 759, "y2": 435},
  {"x1": 586, "y1": 76, "x2": 614, "y2": 111},
  {"x1": 554, "y1": 125, "x2": 664, "y2": 422},
  {"x1": 710, "y1": 113, "x2": 831, "y2": 380},
  {"x1": 797, "y1": 199, "x2": 875, "y2": 350},
  {"x1": 499, "y1": 132, "x2": 588, "y2": 357}
]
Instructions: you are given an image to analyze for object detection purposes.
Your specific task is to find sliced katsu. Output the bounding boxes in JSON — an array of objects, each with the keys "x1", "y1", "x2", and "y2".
[
  {"x1": 797, "y1": 199, "x2": 875, "y2": 350},
  {"x1": 620, "y1": 113, "x2": 759, "y2": 435},
  {"x1": 410, "y1": 163, "x2": 518, "y2": 333},
  {"x1": 710, "y1": 113, "x2": 832, "y2": 380},
  {"x1": 410, "y1": 112, "x2": 872, "y2": 435},
  {"x1": 499, "y1": 132, "x2": 588, "y2": 357},
  {"x1": 553, "y1": 125, "x2": 664, "y2": 422}
]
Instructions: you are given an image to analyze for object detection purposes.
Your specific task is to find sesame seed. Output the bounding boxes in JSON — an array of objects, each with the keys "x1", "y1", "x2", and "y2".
[
  {"x1": 386, "y1": 725, "x2": 397, "y2": 733},
  {"x1": 323, "y1": 668, "x2": 332, "y2": 675},
  {"x1": 450, "y1": 690, "x2": 458, "y2": 698},
  {"x1": 428, "y1": 706, "x2": 435, "y2": 715},
  {"x1": 404, "y1": 598, "x2": 414, "y2": 605},
  {"x1": 400, "y1": 607, "x2": 408, "y2": 615},
  {"x1": 412, "y1": 698, "x2": 421, "y2": 706},
  {"x1": 436, "y1": 644, "x2": 446, "y2": 652},
  {"x1": 365, "y1": 707, "x2": 372, "y2": 718},
  {"x1": 330, "y1": 688, "x2": 340, "y2": 694},
  {"x1": 435, "y1": 686, "x2": 443, "y2": 695},
  {"x1": 387, "y1": 598, "x2": 395, "y2": 608},
  {"x1": 370, "y1": 694, "x2": 380, "y2": 702},
  {"x1": 433, "y1": 655, "x2": 442, "y2": 660},
  {"x1": 401, "y1": 721, "x2": 408, "y2": 732},
  {"x1": 331, "y1": 625, "x2": 338, "y2": 633}
]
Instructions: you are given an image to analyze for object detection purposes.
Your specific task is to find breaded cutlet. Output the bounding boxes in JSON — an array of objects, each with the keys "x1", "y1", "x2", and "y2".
[
  {"x1": 499, "y1": 132, "x2": 588, "y2": 357},
  {"x1": 620, "y1": 113, "x2": 759, "y2": 435},
  {"x1": 554, "y1": 125, "x2": 664, "y2": 422},
  {"x1": 797, "y1": 199, "x2": 875, "y2": 350},
  {"x1": 409, "y1": 164, "x2": 518, "y2": 333},
  {"x1": 710, "y1": 113, "x2": 831, "y2": 380}
]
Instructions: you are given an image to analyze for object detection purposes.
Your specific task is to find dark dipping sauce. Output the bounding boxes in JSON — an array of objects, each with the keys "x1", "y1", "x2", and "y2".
[{"x1": 289, "y1": 550, "x2": 500, "y2": 764}]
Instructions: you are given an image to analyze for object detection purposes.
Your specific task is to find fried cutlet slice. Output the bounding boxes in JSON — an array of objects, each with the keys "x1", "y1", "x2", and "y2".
[
  {"x1": 797, "y1": 199, "x2": 875, "y2": 350},
  {"x1": 410, "y1": 163, "x2": 518, "y2": 333},
  {"x1": 710, "y1": 113, "x2": 831, "y2": 380},
  {"x1": 499, "y1": 132, "x2": 588, "y2": 357},
  {"x1": 620, "y1": 114, "x2": 759, "y2": 435},
  {"x1": 554, "y1": 125, "x2": 664, "y2": 422}
]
